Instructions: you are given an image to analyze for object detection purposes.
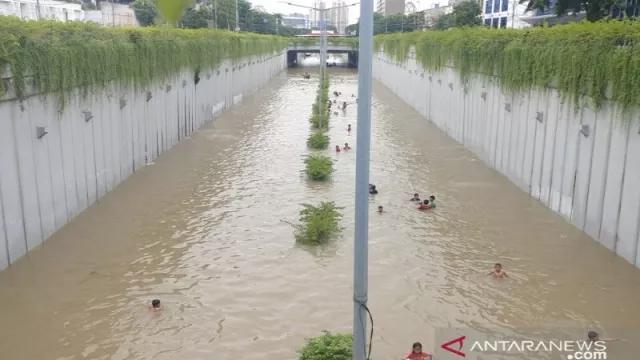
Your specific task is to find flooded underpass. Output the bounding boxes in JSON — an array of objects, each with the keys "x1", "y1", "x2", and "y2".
[{"x1": 1, "y1": 68, "x2": 640, "y2": 360}]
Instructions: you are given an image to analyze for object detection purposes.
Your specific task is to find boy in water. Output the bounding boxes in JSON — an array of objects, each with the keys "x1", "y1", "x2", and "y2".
[
  {"x1": 378, "y1": 206, "x2": 384, "y2": 213},
  {"x1": 419, "y1": 200, "x2": 430, "y2": 210},
  {"x1": 347, "y1": 124, "x2": 352, "y2": 133},
  {"x1": 488, "y1": 263, "x2": 508, "y2": 278},
  {"x1": 429, "y1": 195, "x2": 436, "y2": 208},
  {"x1": 411, "y1": 193, "x2": 420, "y2": 201},
  {"x1": 335, "y1": 145, "x2": 341, "y2": 152},
  {"x1": 404, "y1": 342, "x2": 432, "y2": 360},
  {"x1": 344, "y1": 143, "x2": 351, "y2": 150},
  {"x1": 149, "y1": 299, "x2": 163, "y2": 311},
  {"x1": 588, "y1": 331, "x2": 622, "y2": 343}
]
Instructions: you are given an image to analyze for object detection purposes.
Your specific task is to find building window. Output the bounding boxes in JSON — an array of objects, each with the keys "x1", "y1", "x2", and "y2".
[
  {"x1": 501, "y1": 0, "x2": 508, "y2": 11},
  {"x1": 493, "y1": 0, "x2": 500, "y2": 12},
  {"x1": 500, "y1": 16, "x2": 507, "y2": 28},
  {"x1": 485, "y1": 0, "x2": 492, "y2": 13},
  {"x1": 484, "y1": 18, "x2": 491, "y2": 26},
  {"x1": 492, "y1": 17, "x2": 499, "y2": 27}
]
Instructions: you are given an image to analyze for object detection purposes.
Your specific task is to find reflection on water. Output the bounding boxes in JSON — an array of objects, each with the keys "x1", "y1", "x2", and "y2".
[{"x1": 0, "y1": 69, "x2": 639, "y2": 360}]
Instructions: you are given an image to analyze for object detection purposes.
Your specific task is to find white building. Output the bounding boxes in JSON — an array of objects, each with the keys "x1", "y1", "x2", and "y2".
[
  {"x1": 481, "y1": 0, "x2": 531, "y2": 28},
  {"x1": 85, "y1": 2, "x2": 138, "y2": 27},
  {"x1": 328, "y1": 0, "x2": 348, "y2": 34},
  {"x1": 0, "y1": 0, "x2": 84, "y2": 21},
  {"x1": 281, "y1": 12, "x2": 309, "y2": 29},
  {"x1": 309, "y1": 0, "x2": 327, "y2": 28}
]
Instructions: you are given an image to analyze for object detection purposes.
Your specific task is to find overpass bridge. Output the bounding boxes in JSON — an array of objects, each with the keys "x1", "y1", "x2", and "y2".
[{"x1": 286, "y1": 42, "x2": 359, "y2": 68}]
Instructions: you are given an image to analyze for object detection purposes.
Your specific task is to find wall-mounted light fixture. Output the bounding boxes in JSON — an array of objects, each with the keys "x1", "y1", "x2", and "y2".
[
  {"x1": 182, "y1": 80, "x2": 187, "y2": 88},
  {"x1": 165, "y1": 85, "x2": 172, "y2": 93},
  {"x1": 428, "y1": 76, "x2": 432, "y2": 82},
  {"x1": 146, "y1": 91, "x2": 152, "y2": 102},
  {"x1": 120, "y1": 97, "x2": 127, "y2": 109},
  {"x1": 463, "y1": 87, "x2": 468, "y2": 95},
  {"x1": 505, "y1": 103, "x2": 512, "y2": 112},
  {"x1": 536, "y1": 111, "x2": 544, "y2": 123},
  {"x1": 225, "y1": 68, "x2": 229, "y2": 73},
  {"x1": 448, "y1": 83, "x2": 453, "y2": 90},
  {"x1": 437, "y1": 79, "x2": 442, "y2": 85},
  {"x1": 481, "y1": 92, "x2": 487, "y2": 101},
  {"x1": 420, "y1": 73, "x2": 424, "y2": 77},
  {"x1": 580, "y1": 124, "x2": 590, "y2": 137},
  {"x1": 217, "y1": 70, "x2": 221, "y2": 76},
  {"x1": 206, "y1": 73, "x2": 212, "y2": 79},
  {"x1": 36, "y1": 126, "x2": 48, "y2": 139},
  {"x1": 83, "y1": 110, "x2": 93, "y2": 122}
]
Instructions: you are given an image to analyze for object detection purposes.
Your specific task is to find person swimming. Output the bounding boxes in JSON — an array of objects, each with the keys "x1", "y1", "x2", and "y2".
[
  {"x1": 428, "y1": 195, "x2": 436, "y2": 208},
  {"x1": 335, "y1": 145, "x2": 341, "y2": 152},
  {"x1": 404, "y1": 342, "x2": 432, "y2": 360},
  {"x1": 369, "y1": 185, "x2": 378, "y2": 194},
  {"x1": 378, "y1": 205, "x2": 384, "y2": 213},
  {"x1": 343, "y1": 143, "x2": 351, "y2": 150},
  {"x1": 411, "y1": 193, "x2": 420, "y2": 201},
  {"x1": 488, "y1": 263, "x2": 508, "y2": 278},
  {"x1": 347, "y1": 124, "x2": 352, "y2": 133},
  {"x1": 149, "y1": 299, "x2": 163, "y2": 311},
  {"x1": 342, "y1": 101, "x2": 347, "y2": 110},
  {"x1": 587, "y1": 331, "x2": 622, "y2": 343},
  {"x1": 419, "y1": 200, "x2": 430, "y2": 210}
]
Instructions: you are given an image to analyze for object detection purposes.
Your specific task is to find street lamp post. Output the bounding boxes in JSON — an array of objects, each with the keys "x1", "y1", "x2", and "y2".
[
  {"x1": 234, "y1": 0, "x2": 240, "y2": 31},
  {"x1": 281, "y1": 1, "x2": 358, "y2": 130}
]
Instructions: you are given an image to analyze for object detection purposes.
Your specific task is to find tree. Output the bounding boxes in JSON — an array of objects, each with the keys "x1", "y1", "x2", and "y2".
[
  {"x1": 130, "y1": 0, "x2": 158, "y2": 26},
  {"x1": 451, "y1": 0, "x2": 482, "y2": 27},
  {"x1": 435, "y1": 12, "x2": 454, "y2": 30},
  {"x1": 555, "y1": 0, "x2": 619, "y2": 21},
  {"x1": 181, "y1": 7, "x2": 210, "y2": 28}
]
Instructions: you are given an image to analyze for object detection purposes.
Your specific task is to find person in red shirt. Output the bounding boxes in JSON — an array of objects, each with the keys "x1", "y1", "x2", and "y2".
[
  {"x1": 404, "y1": 342, "x2": 432, "y2": 360},
  {"x1": 335, "y1": 145, "x2": 341, "y2": 152},
  {"x1": 347, "y1": 124, "x2": 352, "y2": 133},
  {"x1": 343, "y1": 143, "x2": 351, "y2": 150},
  {"x1": 418, "y1": 200, "x2": 431, "y2": 210}
]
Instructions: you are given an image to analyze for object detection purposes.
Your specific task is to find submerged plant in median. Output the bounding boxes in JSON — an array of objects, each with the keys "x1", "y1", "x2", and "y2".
[
  {"x1": 294, "y1": 202, "x2": 343, "y2": 245},
  {"x1": 304, "y1": 155, "x2": 333, "y2": 181},
  {"x1": 298, "y1": 331, "x2": 352, "y2": 360},
  {"x1": 307, "y1": 131, "x2": 330, "y2": 149}
]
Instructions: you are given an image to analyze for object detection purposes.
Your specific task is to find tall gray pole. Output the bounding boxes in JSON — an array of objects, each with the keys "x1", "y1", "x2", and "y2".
[
  {"x1": 35, "y1": 0, "x2": 41, "y2": 19},
  {"x1": 353, "y1": 0, "x2": 373, "y2": 357},
  {"x1": 317, "y1": 8, "x2": 324, "y2": 130},
  {"x1": 234, "y1": 0, "x2": 240, "y2": 31}
]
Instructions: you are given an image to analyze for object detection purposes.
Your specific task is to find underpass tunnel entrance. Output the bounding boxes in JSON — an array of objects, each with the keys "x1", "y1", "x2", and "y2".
[{"x1": 287, "y1": 50, "x2": 358, "y2": 68}]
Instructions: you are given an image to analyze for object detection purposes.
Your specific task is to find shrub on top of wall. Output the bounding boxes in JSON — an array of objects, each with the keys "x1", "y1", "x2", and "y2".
[
  {"x1": 290, "y1": 37, "x2": 359, "y2": 50},
  {"x1": 310, "y1": 74, "x2": 331, "y2": 129},
  {"x1": 374, "y1": 21, "x2": 640, "y2": 111},
  {"x1": 298, "y1": 331, "x2": 353, "y2": 360},
  {"x1": 0, "y1": 17, "x2": 287, "y2": 107}
]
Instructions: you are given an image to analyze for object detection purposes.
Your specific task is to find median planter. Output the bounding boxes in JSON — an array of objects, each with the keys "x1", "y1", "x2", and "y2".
[
  {"x1": 304, "y1": 155, "x2": 333, "y2": 181},
  {"x1": 298, "y1": 331, "x2": 353, "y2": 360},
  {"x1": 307, "y1": 131, "x2": 330, "y2": 150},
  {"x1": 294, "y1": 203, "x2": 343, "y2": 245}
]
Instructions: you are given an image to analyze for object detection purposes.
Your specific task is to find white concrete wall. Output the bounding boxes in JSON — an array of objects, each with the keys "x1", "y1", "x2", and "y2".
[
  {"x1": 0, "y1": 52, "x2": 286, "y2": 271},
  {"x1": 373, "y1": 49, "x2": 640, "y2": 269}
]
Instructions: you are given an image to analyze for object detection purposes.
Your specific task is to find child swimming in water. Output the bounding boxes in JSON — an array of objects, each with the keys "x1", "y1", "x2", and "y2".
[
  {"x1": 335, "y1": 145, "x2": 341, "y2": 152},
  {"x1": 149, "y1": 299, "x2": 163, "y2": 311},
  {"x1": 343, "y1": 143, "x2": 351, "y2": 150},
  {"x1": 404, "y1": 342, "x2": 432, "y2": 360},
  {"x1": 488, "y1": 263, "x2": 508, "y2": 278},
  {"x1": 347, "y1": 124, "x2": 352, "y2": 133},
  {"x1": 411, "y1": 193, "x2": 420, "y2": 201},
  {"x1": 378, "y1": 206, "x2": 384, "y2": 213},
  {"x1": 418, "y1": 200, "x2": 430, "y2": 210}
]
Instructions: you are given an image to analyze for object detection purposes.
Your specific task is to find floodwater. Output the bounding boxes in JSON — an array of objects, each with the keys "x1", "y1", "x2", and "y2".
[{"x1": 1, "y1": 68, "x2": 640, "y2": 360}]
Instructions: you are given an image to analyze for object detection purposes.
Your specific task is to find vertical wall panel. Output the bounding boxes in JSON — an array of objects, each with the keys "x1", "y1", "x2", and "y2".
[{"x1": 617, "y1": 124, "x2": 640, "y2": 264}]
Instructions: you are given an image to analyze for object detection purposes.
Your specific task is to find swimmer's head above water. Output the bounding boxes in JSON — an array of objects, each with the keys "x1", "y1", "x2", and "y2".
[{"x1": 378, "y1": 206, "x2": 383, "y2": 213}]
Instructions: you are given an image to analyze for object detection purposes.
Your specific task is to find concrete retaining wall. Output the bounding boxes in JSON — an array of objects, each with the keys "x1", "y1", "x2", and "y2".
[
  {"x1": 0, "y1": 52, "x2": 286, "y2": 271},
  {"x1": 373, "y1": 49, "x2": 640, "y2": 269}
]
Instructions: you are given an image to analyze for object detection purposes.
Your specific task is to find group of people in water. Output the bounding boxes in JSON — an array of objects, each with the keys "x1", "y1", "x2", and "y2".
[{"x1": 410, "y1": 193, "x2": 436, "y2": 210}]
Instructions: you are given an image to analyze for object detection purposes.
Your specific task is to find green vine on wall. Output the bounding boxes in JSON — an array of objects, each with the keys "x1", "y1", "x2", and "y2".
[
  {"x1": 0, "y1": 17, "x2": 287, "y2": 109},
  {"x1": 375, "y1": 21, "x2": 640, "y2": 111}
]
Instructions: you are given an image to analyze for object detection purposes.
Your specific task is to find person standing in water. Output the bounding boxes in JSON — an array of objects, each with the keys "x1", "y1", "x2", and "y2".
[
  {"x1": 410, "y1": 193, "x2": 420, "y2": 201},
  {"x1": 343, "y1": 143, "x2": 351, "y2": 150},
  {"x1": 377, "y1": 206, "x2": 384, "y2": 213},
  {"x1": 428, "y1": 195, "x2": 436, "y2": 208},
  {"x1": 404, "y1": 342, "x2": 432, "y2": 360},
  {"x1": 347, "y1": 124, "x2": 352, "y2": 133},
  {"x1": 335, "y1": 145, "x2": 341, "y2": 153}
]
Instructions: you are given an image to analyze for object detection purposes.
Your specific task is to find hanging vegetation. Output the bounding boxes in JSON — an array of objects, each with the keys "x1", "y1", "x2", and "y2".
[
  {"x1": 0, "y1": 17, "x2": 287, "y2": 106},
  {"x1": 290, "y1": 37, "x2": 358, "y2": 49},
  {"x1": 298, "y1": 331, "x2": 353, "y2": 360},
  {"x1": 294, "y1": 202, "x2": 343, "y2": 245},
  {"x1": 310, "y1": 73, "x2": 330, "y2": 129},
  {"x1": 374, "y1": 21, "x2": 640, "y2": 110}
]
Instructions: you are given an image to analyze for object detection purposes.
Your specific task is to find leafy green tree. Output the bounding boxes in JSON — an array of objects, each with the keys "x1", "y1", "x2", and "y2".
[
  {"x1": 130, "y1": 0, "x2": 158, "y2": 26},
  {"x1": 555, "y1": 0, "x2": 619, "y2": 21},
  {"x1": 435, "y1": 12, "x2": 454, "y2": 30},
  {"x1": 180, "y1": 7, "x2": 210, "y2": 28},
  {"x1": 451, "y1": 0, "x2": 482, "y2": 27}
]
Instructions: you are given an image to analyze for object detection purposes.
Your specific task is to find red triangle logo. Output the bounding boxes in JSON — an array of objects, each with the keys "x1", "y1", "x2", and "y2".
[{"x1": 441, "y1": 336, "x2": 466, "y2": 357}]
